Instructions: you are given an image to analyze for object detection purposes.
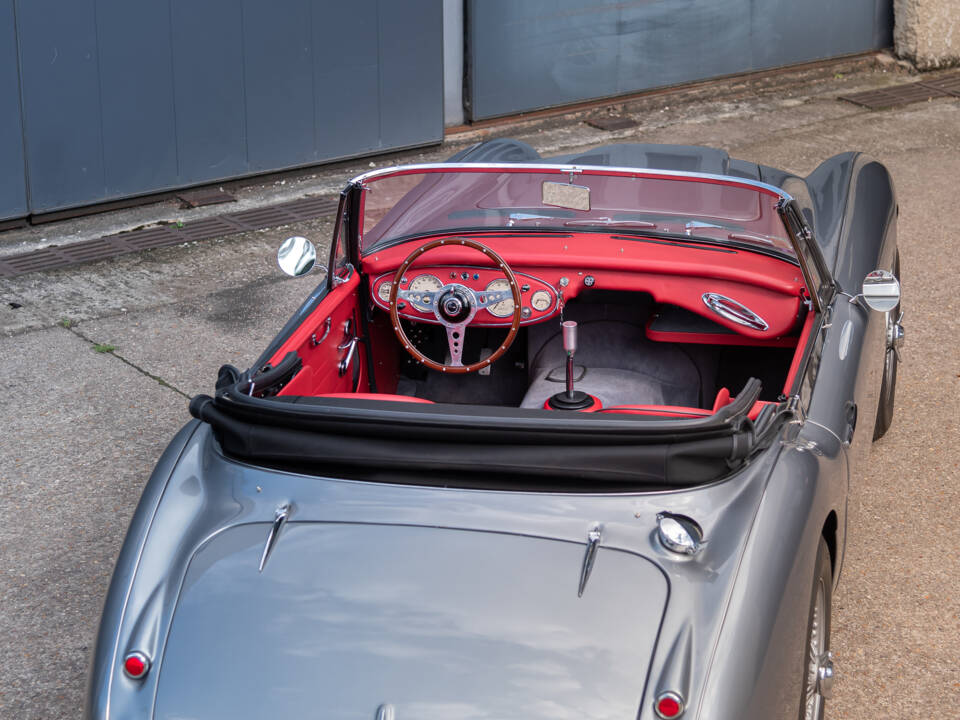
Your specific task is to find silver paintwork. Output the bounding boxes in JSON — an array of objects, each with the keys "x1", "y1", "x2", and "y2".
[{"x1": 86, "y1": 149, "x2": 900, "y2": 720}]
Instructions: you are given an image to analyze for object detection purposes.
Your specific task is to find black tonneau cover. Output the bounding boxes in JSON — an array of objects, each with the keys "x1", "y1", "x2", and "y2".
[{"x1": 190, "y1": 379, "x2": 779, "y2": 489}]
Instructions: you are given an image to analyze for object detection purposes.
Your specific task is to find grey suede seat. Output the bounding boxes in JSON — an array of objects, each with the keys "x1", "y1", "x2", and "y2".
[{"x1": 520, "y1": 317, "x2": 702, "y2": 410}]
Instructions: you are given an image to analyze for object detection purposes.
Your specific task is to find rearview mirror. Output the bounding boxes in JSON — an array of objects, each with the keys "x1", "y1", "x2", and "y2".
[
  {"x1": 861, "y1": 269, "x2": 901, "y2": 312},
  {"x1": 277, "y1": 236, "x2": 318, "y2": 277}
]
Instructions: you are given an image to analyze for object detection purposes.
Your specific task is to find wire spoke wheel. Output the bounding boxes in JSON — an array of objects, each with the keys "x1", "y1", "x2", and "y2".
[{"x1": 804, "y1": 579, "x2": 826, "y2": 720}]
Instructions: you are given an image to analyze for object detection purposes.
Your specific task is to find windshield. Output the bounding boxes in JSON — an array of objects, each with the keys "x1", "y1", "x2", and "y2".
[{"x1": 359, "y1": 167, "x2": 794, "y2": 257}]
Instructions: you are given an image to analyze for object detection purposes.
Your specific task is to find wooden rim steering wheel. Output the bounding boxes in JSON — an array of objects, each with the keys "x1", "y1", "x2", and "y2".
[{"x1": 388, "y1": 237, "x2": 523, "y2": 374}]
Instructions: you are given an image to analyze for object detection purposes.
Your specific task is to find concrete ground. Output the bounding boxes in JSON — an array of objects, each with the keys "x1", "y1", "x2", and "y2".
[{"x1": 1, "y1": 56, "x2": 958, "y2": 718}]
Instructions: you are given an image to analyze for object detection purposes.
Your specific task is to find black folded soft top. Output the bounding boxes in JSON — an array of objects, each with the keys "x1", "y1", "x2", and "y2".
[{"x1": 190, "y1": 378, "x2": 785, "y2": 490}]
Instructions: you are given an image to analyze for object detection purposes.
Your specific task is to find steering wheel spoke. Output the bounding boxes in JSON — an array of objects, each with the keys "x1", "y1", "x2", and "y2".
[
  {"x1": 445, "y1": 324, "x2": 469, "y2": 367},
  {"x1": 474, "y1": 289, "x2": 513, "y2": 309}
]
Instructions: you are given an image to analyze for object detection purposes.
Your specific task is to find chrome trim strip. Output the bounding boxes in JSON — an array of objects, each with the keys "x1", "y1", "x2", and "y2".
[
  {"x1": 577, "y1": 523, "x2": 603, "y2": 598},
  {"x1": 348, "y1": 162, "x2": 793, "y2": 201},
  {"x1": 258, "y1": 503, "x2": 290, "y2": 573},
  {"x1": 701, "y1": 292, "x2": 769, "y2": 331}
]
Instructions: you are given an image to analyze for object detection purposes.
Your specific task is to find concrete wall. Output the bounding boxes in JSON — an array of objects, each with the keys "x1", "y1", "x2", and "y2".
[{"x1": 895, "y1": 0, "x2": 960, "y2": 68}]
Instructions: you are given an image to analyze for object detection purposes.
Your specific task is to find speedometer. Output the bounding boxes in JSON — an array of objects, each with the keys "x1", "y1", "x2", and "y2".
[
  {"x1": 407, "y1": 274, "x2": 443, "y2": 312},
  {"x1": 484, "y1": 278, "x2": 515, "y2": 318}
]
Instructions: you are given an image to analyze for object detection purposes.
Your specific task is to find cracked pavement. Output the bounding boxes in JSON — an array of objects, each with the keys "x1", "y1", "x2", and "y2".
[{"x1": 1, "y1": 57, "x2": 958, "y2": 719}]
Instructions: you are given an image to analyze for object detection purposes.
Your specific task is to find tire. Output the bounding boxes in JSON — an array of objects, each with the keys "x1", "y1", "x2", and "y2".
[
  {"x1": 873, "y1": 251, "x2": 901, "y2": 440},
  {"x1": 799, "y1": 538, "x2": 833, "y2": 720}
]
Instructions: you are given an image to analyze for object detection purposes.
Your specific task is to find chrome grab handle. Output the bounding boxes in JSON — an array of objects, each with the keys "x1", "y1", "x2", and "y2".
[{"x1": 338, "y1": 337, "x2": 358, "y2": 376}]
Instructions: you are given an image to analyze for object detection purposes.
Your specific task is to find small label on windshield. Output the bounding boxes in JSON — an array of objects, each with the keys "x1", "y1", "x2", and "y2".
[{"x1": 542, "y1": 181, "x2": 591, "y2": 211}]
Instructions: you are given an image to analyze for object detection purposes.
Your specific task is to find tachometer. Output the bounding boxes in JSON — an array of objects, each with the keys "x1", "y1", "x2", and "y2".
[
  {"x1": 484, "y1": 278, "x2": 515, "y2": 318},
  {"x1": 407, "y1": 274, "x2": 443, "y2": 312}
]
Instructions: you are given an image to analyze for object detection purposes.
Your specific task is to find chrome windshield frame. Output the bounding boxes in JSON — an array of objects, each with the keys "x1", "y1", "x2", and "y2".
[
  {"x1": 349, "y1": 161, "x2": 793, "y2": 201},
  {"x1": 347, "y1": 162, "x2": 827, "y2": 300}
]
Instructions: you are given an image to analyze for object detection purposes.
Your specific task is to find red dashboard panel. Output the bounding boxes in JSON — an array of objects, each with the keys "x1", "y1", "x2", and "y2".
[
  {"x1": 371, "y1": 267, "x2": 559, "y2": 327},
  {"x1": 362, "y1": 231, "x2": 805, "y2": 340}
]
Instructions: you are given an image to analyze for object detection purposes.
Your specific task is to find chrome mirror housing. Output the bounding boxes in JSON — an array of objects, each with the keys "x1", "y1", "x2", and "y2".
[
  {"x1": 277, "y1": 236, "x2": 319, "y2": 277},
  {"x1": 861, "y1": 269, "x2": 901, "y2": 312}
]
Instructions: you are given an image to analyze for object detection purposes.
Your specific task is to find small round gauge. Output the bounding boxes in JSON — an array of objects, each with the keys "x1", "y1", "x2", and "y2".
[
  {"x1": 377, "y1": 282, "x2": 393, "y2": 303},
  {"x1": 485, "y1": 278, "x2": 515, "y2": 318},
  {"x1": 531, "y1": 290, "x2": 552, "y2": 312},
  {"x1": 407, "y1": 274, "x2": 443, "y2": 312}
]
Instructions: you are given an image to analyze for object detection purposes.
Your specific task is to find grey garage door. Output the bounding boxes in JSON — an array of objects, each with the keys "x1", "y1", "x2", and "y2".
[
  {"x1": 0, "y1": 0, "x2": 27, "y2": 221},
  {"x1": 467, "y1": 0, "x2": 893, "y2": 120},
  {"x1": 5, "y1": 0, "x2": 442, "y2": 218}
]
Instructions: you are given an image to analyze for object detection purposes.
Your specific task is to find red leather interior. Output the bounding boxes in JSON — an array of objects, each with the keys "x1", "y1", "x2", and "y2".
[
  {"x1": 598, "y1": 405, "x2": 712, "y2": 418},
  {"x1": 270, "y1": 274, "x2": 365, "y2": 397},
  {"x1": 315, "y1": 393, "x2": 433, "y2": 403}
]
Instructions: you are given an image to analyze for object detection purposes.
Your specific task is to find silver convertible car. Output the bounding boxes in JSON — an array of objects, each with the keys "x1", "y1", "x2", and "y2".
[{"x1": 85, "y1": 141, "x2": 903, "y2": 720}]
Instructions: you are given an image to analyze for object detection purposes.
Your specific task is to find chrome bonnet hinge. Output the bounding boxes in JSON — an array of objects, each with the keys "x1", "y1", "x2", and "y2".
[
  {"x1": 258, "y1": 503, "x2": 291, "y2": 573},
  {"x1": 578, "y1": 523, "x2": 603, "y2": 598}
]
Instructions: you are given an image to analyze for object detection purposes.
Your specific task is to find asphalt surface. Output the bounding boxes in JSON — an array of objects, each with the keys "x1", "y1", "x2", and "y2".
[{"x1": 1, "y1": 59, "x2": 958, "y2": 718}]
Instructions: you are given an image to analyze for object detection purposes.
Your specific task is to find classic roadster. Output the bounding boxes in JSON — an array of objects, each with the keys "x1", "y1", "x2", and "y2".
[{"x1": 85, "y1": 140, "x2": 903, "y2": 720}]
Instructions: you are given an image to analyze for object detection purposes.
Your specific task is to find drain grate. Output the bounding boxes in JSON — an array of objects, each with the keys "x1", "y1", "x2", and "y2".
[
  {"x1": 918, "y1": 72, "x2": 960, "y2": 97},
  {"x1": 840, "y1": 70, "x2": 960, "y2": 108},
  {"x1": 585, "y1": 115, "x2": 639, "y2": 131},
  {"x1": 0, "y1": 194, "x2": 339, "y2": 278}
]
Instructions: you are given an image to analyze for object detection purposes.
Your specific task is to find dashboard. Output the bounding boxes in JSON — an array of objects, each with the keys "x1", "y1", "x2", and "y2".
[
  {"x1": 371, "y1": 267, "x2": 560, "y2": 326},
  {"x1": 362, "y1": 232, "x2": 807, "y2": 340}
]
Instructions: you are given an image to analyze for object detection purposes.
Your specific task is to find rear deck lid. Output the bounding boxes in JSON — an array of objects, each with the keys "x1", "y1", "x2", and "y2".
[{"x1": 155, "y1": 523, "x2": 668, "y2": 720}]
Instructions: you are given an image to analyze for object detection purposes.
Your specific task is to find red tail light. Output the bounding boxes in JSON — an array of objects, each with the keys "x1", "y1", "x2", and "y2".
[
  {"x1": 654, "y1": 691, "x2": 685, "y2": 718},
  {"x1": 123, "y1": 652, "x2": 150, "y2": 679}
]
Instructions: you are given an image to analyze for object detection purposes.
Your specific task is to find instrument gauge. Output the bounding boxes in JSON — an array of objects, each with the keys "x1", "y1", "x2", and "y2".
[
  {"x1": 407, "y1": 274, "x2": 443, "y2": 312},
  {"x1": 377, "y1": 282, "x2": 393, "y2": 303},
  {"x1": 531, "y1": 290, "x2": 552, "y2": 312},
  {"x1": 484, "y1": 278, "x2": 515, "y2": 318}
]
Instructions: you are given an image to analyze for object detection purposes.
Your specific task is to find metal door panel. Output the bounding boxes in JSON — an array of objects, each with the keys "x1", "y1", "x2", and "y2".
[
  {"x1": 9, "y1": 0, "x2": 443, "y2": 218},
  {"x1": 313, "y1": 1, "x2": 381, "y2": 159},
  {"x1": 241, "y1": 0, "x2": 315, "y2": 171},
  {"x1": 468, "y1": 0, "x2": 895, "y2": 120},
  {"x1": 16, "y1": 0, "x2": 105, "y2": 212},
  {"x1": 751, "y1": 0, "x2": 882, "y2": 69},
  {"x1": 378, "y1": 0, "x2": 443, "y2": 149},
  {"x1": 0, "y1": 0, "x2": 27, "y2": 220},
  {"x1": 169, "y1": 0, "x2": 248, "y2": 186},
  {"x1": 95, "y1": 0, "x2": 178, "y2": 196}
]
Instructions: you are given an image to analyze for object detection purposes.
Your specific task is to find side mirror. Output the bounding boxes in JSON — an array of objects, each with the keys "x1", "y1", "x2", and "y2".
[
  {"x1": 277, "y1": 236, "x2": 320, "y2": 277},
  {"x1": 861, "y1": 269, "x2": 901, "y2": 312}
]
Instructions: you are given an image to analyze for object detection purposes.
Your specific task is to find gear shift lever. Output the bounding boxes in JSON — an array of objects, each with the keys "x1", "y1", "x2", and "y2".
[{"x1": 548, "y1": 320, "x2": 594, "y2": 410}]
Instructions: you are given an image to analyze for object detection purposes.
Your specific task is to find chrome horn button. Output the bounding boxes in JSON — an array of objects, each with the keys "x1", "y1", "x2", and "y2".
[{"x1": 436, "y1": 287, "x2": 474, "y2": 324}]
